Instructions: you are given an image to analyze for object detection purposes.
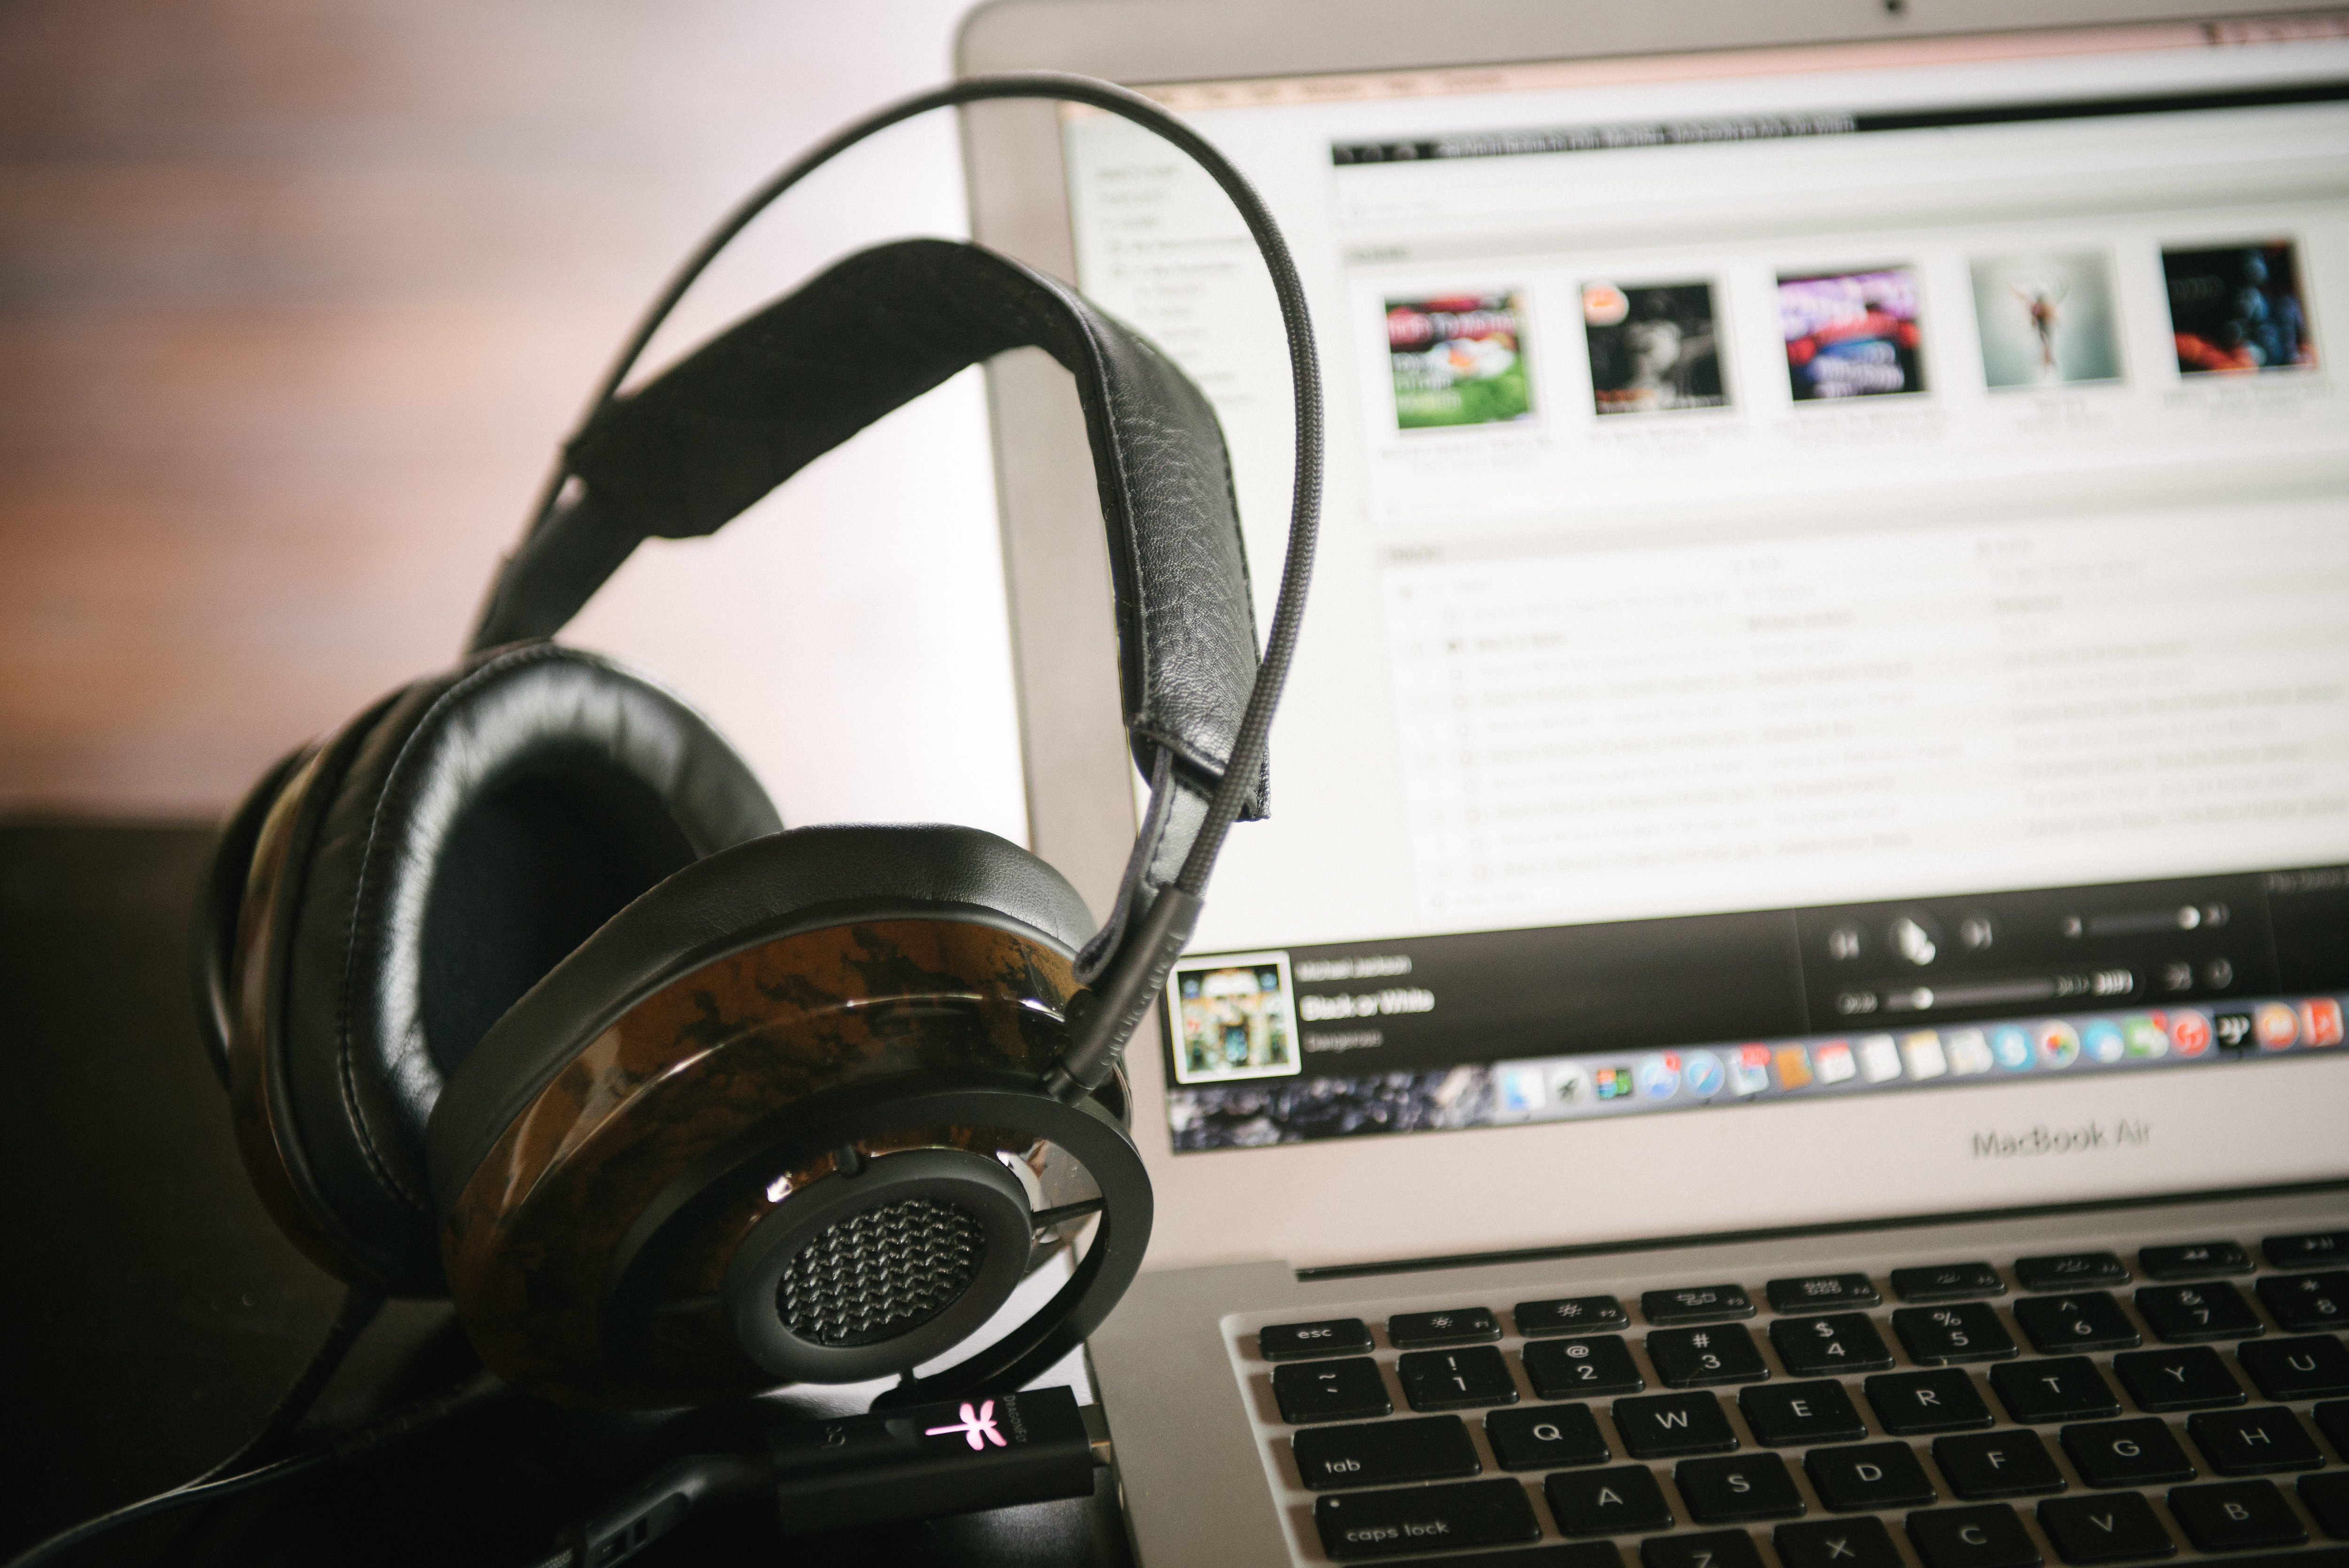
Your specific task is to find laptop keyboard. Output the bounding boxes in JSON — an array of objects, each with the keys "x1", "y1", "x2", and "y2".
[{"x1": 1239, "y1": 1231, "x2": 2349, "y2": 1567}]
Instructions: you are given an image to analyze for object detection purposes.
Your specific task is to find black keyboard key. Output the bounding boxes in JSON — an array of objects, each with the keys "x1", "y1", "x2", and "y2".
[
  {"x1": 2133, "y1": 1280, "x2": 2263, "y2": 1343},
  {"x1": 1868, "y1": 1369, "x2": 1996, "y2": 1435},
  {"x1": 2167, "y1": 1479, "x2": 2309, "y2": 1552},
  {"x1": 1400, "y1": 1346, "x2": 1520, "y2": 1411},
  {"x1": 2259, "y1": 1270, "x2": 2349, "y2": 1332},
  {"x1": 2189, "y1": 1406, "x2": 2326, "y2": 1475},
  {"x1": 1777, "y1": 1516, "x2": 1906, "y2": 1568},
  {"x1": 1770, "y1": 1274, "x2": 1882, "y2": 1313},
  {"x1": 1907, "y1": 1503, "x2": 2043, "y2": 1568},
  {"x1": 2016, "y1": 1253, "x2": 2130, "y2": 1293},
  {"x1": 1315, "y1": 1478, "x2": 1542, "y2": 1560},
  {"x1": 2112, "y1": 1345, "x2": 2246, "y2": 1412},
  {"x1": 2302, "y1": 1471, "x2": 2349, "y2": 1540},
  {"x1": 2138, "y1": 1241, "x2": 2252, "y2": 1280},
  {"x1": 2239, "y1": 1335, "x2": 2349, "y2": 1400},
  {"x1": 1518, "y1": 1296, "x2": 1629, "y2": 1336},
  {"x1": 1991, "y1": 1358, "x2": 2122, "y2": 1424},
  {"x1": 1935, "y1": 1430, "x2": 2068, "y2": 1499},
  {"x1": 1644, "y1": 1284, "x2": 1756, "y2": 1324},
  {"x1": 2321, "y1": 1400, "x2": 2349, "y2": 1455},
  {"x1": 1546, "y1": 1464, "x2": 1674, "y2": 1536},
  {"x1": 1807, "y1": 1442, "x2": 1938, "y2": 1511},
  {"x1": 1276, "y1": 1357, "x2": 1392, "y2": 1423},
  {"x1": 2012, "y1": 1294, "x2": 2139, "y2": 1355},
  {"x1": 1614, "y1": 1391, "x2": 1739, "y2": 1458},
  {"x1": 1391, "y1": 1307, "x2": 1502, "y2": 1348},
  {"x1": 1294, "y1": 1416, "x2": 1483, "y2": 1490},
  {"x1": 2036, "y1": 1491, "x2": 2175, "y2": 1563},
  {"x1": 1525, "y1": 1334, "x2": 1644, "y2": 1398},
  {"x1": 1896, "y1": 1303, "x2": 2020, "y2": 1365},
  {"x1": 2060, "y1": 1418, "x2": 2196, "y2": 1488},
  {"x1": 2265, "y1": 1231, "x2": 2349, "y2": 1270},
  {"x1": 1894, "y1": 1263, "x2": 2007, "y2": 1303},
  {"x1": 1649, "y1": 1323, "x2": 1771, "y2": 1387},
  {"x1": 1677, "y1": 1452, "x2": 1807, "y2": 1524},
  {"x1": 1773, "y1": 1313, "x2": 1896, "y2": 1376},
  {"x1": 1262, "y1": 1318, "x2": 1373, "y2": 1360},
  {"x1": 1642, "y1": 1530, "x2": 1763, "y2": 1568},
  {"x1": 1742, "y1": 1380, "x2": 1867, "y2": 1448},
  {"x1": 1487, "y1": 1404, "x2": 1610, "y2": 1471}
]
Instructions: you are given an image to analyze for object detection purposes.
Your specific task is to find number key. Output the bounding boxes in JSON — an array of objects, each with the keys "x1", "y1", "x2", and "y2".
[
  {"x1": 1523, "y1": 1333, "x2": 1644, "y2": 1398},
  {"x1": 2256, "y1": 1269, "x2": 2349, "y2": 1332},
  {"x1": 2132, "y1": 1280, "x2": 2261, "y2": 1343},
  {"x1": 1649, "y1": 1322, "x2": 1771, "y2": 1387},
  {"x1": 1772, "y1": 1313, "x2": 1896, "y2": 1376},
  {"x1": 2011, "y1": 1292, "x2": 2139, "y2": 1354},
  {"x1": 1895, "y1": 1302, "x2": 2018, "y2": 1364},
  {"x1": 1398, "y1": 1346, "x2": 1519, "y2": 1411}
]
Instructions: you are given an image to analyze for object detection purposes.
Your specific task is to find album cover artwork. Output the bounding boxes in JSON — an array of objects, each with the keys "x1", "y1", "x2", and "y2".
[
  {"x1": 1582, "y1": 279, "x2": 1728, "y2": 415},
  {"x1": 1168, "y1": 951, "x2": 1299, "y2": 1085},
  {"x1": 2163, "y1": 241, "x2": 2317, "y2": 374},
  {"x1": 1779, "y1": 267, "x2": 1927, "y2": 400},
  {"x1": 1386, "y1": 292, "x2": 1534, "y2": 428},
  {"x1": 1969, "y1": 250, "x2": 2124, "y2": 388}
]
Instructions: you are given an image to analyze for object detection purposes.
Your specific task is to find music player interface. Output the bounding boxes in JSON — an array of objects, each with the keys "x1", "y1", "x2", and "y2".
[{"x1": 1060, "y1": 21, "x2": 2349, "y2": 1151}]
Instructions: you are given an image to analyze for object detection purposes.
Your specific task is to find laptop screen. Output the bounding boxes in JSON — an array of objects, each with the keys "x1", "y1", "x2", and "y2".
[{"x1": 1057, "y1": 17, "x2": 2349, "y2": 1159}]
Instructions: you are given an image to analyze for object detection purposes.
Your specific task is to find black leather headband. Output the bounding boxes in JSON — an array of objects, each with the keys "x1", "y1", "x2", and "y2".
[{"x1": 469, "y1": 238, "x2": 1266, "y2": 829}]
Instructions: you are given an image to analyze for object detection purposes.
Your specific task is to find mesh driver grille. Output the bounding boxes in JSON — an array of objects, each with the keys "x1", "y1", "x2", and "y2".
[{"x1": 777, "y1": 1197, "x2": 988, "y2": 1348}]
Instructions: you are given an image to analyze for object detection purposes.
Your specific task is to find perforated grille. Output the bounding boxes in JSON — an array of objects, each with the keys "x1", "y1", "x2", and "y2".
[{"x1": 777, "y1": 1197, "x2": 988, "y2": 1348}]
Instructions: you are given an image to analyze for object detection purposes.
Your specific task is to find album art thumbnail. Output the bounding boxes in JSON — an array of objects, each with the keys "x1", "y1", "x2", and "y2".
[
  {"x1": 1386, "y1": 292, "x2": 1534, "y2": 428},
  {"x1": 1582, "y1": 279, "x2": 1728, "y2": 415},
  {"x1": 1969, "y1": 250, "x2": 2123, "y2": 388},
  {"x1": 1168, "y1": 950, "x2": 1300, "y2": 1086},
  {"x1": 1779, "y1": 266, "x2": 1927, "y2": 400},
  {"x1": 2163, "y1": 241, "x2": 2317, "y2": 374}
]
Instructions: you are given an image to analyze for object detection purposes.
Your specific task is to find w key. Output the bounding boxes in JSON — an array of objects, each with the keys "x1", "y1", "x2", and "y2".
[{"x1": 2012, "y1": 1292, "x2": 2139, "y2": 1354}]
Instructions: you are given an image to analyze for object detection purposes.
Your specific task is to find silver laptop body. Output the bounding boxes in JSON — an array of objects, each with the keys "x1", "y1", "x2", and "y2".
[{"x1": 956, "y1": 3, "x2": 2349, "y2": 1563}]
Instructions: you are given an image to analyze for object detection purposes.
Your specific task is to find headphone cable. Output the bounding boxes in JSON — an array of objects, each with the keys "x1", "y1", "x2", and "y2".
[{"x1": 1, "y1": 1353, "x2": 505, "y2": 1568}]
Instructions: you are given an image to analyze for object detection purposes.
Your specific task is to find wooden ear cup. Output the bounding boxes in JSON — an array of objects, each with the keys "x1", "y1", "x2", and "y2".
[{"x1": 438, "y1": 916, "x2": 1151, "y2": 1410}]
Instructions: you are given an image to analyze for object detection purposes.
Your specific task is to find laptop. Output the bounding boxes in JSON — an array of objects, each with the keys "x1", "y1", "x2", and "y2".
[{"x1": 953, "y1": 2, "x2": 2349, "y2": 1564}]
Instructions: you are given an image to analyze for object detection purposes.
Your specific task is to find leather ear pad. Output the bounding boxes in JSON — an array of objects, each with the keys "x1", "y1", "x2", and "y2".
[
  {"x1": 424, "y1": 823, "x2": 1093, "y2": 1219},
  {"x1": 279, "y1": 643, "x2": 781, "y2": 1293}
]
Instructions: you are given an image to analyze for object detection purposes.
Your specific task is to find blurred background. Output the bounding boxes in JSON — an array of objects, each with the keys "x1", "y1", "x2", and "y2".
[{"x1": 0, "y1": 0, "x2": 1027, "y2": 842}]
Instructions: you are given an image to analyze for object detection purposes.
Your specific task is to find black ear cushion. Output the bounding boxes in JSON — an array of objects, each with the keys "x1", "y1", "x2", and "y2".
[
  {"x1": 425, "y1": 823, "x2": 1094, "y2": 1217},
  {"x1": 279, "y1": 643, "x2": 781, "y2": 1293}
]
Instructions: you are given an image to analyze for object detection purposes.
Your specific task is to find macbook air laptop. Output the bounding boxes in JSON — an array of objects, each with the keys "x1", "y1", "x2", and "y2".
[{"x1": 953, "y1": 2, "x2": 2349, "y2": 1564}]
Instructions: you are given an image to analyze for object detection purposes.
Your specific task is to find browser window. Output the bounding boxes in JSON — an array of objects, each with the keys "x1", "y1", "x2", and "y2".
[{"x1": 1058, "y1": 18, "x2": 2349, "y2": 1153}]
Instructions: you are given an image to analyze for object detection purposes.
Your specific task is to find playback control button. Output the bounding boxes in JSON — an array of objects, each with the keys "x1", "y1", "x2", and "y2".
[{"x1": 1314, "y1": 1477, "x2": 1541, "y2": 1560}]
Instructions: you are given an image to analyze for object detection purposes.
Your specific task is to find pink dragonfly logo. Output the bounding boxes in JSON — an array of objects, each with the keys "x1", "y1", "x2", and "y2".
[{"x1": 925, "y1": 1399, "x2": 1007, "y2": 1451}]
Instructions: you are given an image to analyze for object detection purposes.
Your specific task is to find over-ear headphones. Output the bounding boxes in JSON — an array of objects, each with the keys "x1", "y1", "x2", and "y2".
[{"x1": 189, "y1": 74, "x2": 1322, "y2": 1413}]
